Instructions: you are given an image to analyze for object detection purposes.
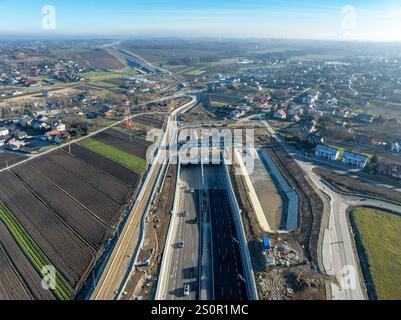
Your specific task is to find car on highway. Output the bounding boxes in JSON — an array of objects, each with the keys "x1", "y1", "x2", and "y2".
[
  {"x1": 178, "y1": 241, "x2": 185, "y2": 248},
  {"x1": 183, "y1": 284, "x2": 190, "y2": 296},
  {"x1": 194, "y1": 216, "x2": 198, "y2": 224}
]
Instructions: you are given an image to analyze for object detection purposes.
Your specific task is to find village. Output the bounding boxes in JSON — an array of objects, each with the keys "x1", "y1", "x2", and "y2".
[{"x1": 194, "y1": 54, "x2": 401, "y2": 181}]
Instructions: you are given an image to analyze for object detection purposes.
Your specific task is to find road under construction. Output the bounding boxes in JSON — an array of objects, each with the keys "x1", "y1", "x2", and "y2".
[{"x1": 89, "y1": 95, "x2": 198, "y2": 300}]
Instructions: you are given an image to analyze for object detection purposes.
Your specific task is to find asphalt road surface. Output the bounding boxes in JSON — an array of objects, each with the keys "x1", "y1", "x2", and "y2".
[
  {"x1": 163, "y1": 164, "x2": 249, "y2": 300},
  {"x1": 209, "y1": 189, "x2": 248, "y2": 300},
  {"x1": 166, "y1": 165, "x2": 201, "y2": 300}
]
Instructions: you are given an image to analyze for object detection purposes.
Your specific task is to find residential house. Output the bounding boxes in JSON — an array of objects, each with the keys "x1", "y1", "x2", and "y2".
[
  {"x1": 100, "y1": 104, "x2": 111, "y2": 114},
  {"x1": 31, "y1": 120, "x2": 50, "y2": 130},
  {"x1": 7, "y1": 138, "x2": 25, "y2": 151},
  {"x1": 45, "y1": 130, "x2": 71, "y2": 144},
  {"x1": 301, "y1": 91, "x2": 320, "y2": 105},
  {"x1": 51, "y1": 122, "x2": 66, "y2": 132},
  {"x1": 315, "y1": 144, "x2": 340, "y2": 161},
  {"x1": 355, "y1": 113, "x2": 375, "y2": 123},
  {"x1": 0, "y1": 135, "x2": 10, "y2": 147},
  {"x1": 0, "y1": 127, "x2": 9, "y2": 136},
  {"x1": 342, "y1": 151, "x2": 369, "y2": 168},
  {"x1": 274, "y1": 110, "x2": 287, "y2": 120},
  {"x1": 37, "y1": 115, "x2": 49, "y2": 123},
  {"x1": 104, "y1": 110, "x2": 117, "y2": 118},
  {"x1": 319, "y1": 99, "x2": 338, "y2": 110},
  {"x1": 288, "y1": 107, "x2": 304, "y2": 116},
  {"x1": 291, "y1": 115, "x2": 301, "y2": 123},
  {"x1": 307, "y1": 133, "x2": 324, "y2": 145},
  {"x1": 18, "y1": 115, "x2": 32, "y2": 127},
  {"x1": 14, "y1": 130, "x2": 28, "y2": 140},
  {"x1": 4, "y1": 122, "x2": 17, "y2": 132},
  {"x1": 301, "y1": 120, "x2": 317, "y2": 134},
  {"x1": 378, "y1": 160, "x2": 401, "y2": 179},
  {"x1": 355, "y1": 134, "x2": 380, "y2": 146}
]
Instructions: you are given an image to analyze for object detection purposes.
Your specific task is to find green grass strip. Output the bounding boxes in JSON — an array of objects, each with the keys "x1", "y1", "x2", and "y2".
[
  {"x1": 81, "y1": 138, "x2": 146, "y2": 173},
  {"x1": 352, "y1": 207, "x2": 401, "y2": 300},
  {"x1": 0, "y1": 202, "x2": 73, "y2": 300}
]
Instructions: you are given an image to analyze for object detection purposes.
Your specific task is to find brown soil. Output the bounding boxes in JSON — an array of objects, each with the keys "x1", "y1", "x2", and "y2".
[
  {"x1": 314, "y1": 167, "x2": 401, "y2": 204},
  {"x1": 126, "y1": 164, "x2": 177, "y2": 300}
]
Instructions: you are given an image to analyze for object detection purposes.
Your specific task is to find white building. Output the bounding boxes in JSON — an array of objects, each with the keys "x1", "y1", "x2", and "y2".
[
  {"x1": 315, "y1": 144, "x2": 339, "y2": 161},
  {"x1": 302, "y1": 91, "x2": 319, "y2": 105},
  {"x1": 52, "y1": 122, "x2": 66, "y2": 132},
  {"x1": 0, "y1": 127, "x2": 9, "y2": 136},
  {"x1": 7, "y1": 139, "x2": 25, "y2": 151},
  {"x1": 0, "y1": 136, "x2": 7, "y2": 147},
  {"x1": 342, "y1": 151, "x2": 369, "y2": 168},
  {"x1": 391, "y1": 141, "x2": 400, "y2": 152}
]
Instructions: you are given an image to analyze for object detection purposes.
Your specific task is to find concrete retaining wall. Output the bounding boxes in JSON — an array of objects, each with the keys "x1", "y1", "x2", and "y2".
[
  {"x1": 260, "y1": 149, "x2": 299, "y2": 232},
  {"x1": 233, "y1": 149, "x2": 271, "y2": 232},
  {"x1": 155, "y1": 158, "x2": 182, "y2": 300},
  {"x1": 223, "y1": 161, "x2": 259, "y2": 300}
]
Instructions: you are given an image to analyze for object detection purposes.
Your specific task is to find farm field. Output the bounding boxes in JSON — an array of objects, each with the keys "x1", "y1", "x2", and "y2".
[
  {"x1": 106, "y1": 128, "x2": 152, "y2": 147},
  {"x1": 81, "y1": 138, "x2": 146, "y2": 173},
  {"x1": 0, "y1": 223, "x2": 56, "y2": 300},
  {"x1": 133, "y1": 115, "x2": 165, "y2": 129},
  {"x1": 0, "y1": 153, "x2": 27, "y2": 170},
  {"x1": 0, "y1": 240, "x2": 32, "y2": 300},
  {"x1": 11, "y1": 164, "x2": 109, "y2": 249},
  {"x1": 0, "y1": 133, "x2": 148, "y2": 299},
  {"x1": 48, "y1": 150, "x2": 132, "y2": 203},
  {"x1": 0, "y1": 171, "x2": 94, "y2": 289},
  {"x1": 0, "y1": 141, "x2": 146, "y2": 299},
  {"x1": 93, "y1": 129, "x2": 150, "y2": 159},
  {"x1": 183, "y1": 68, "x2": 205, "y2": 76},
  {"x1": 76, "y1": 49, "x2": 126, "y2": 69},
  {"x1": 66, "y1": 144, "x2": 140, "y2": 186},
  {"x1": 351, "y1": 207, "x2": 401, "y2": 300},
  {"x1": 87, "y1": 81, "x2": 117, "y2": 88},
  {"x1": 28, "y1": 157, "x2": 123, "y2": 226},
  {"x1": 0, "y1": 201, "x2": 73, "y2": 299},
  {"x1": 78, "y1": 70, "x2": 137, "y2": 82}
]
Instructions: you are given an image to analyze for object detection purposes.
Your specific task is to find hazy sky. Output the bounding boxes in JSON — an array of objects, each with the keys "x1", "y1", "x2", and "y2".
[{"x1": 1, "y1": 0, "x2": 401, "y2": 41}]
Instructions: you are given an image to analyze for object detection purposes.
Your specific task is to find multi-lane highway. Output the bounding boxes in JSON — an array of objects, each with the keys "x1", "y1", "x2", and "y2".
[
  {"x1": 209, "y1": 189, "x2": 248, "y2": 300},
  {"x1": 165, "y1": 165, "x2": 202, "y2": 300},
  {"x1": 158, "y1": 163, "x2": 249, "y2": 300}
]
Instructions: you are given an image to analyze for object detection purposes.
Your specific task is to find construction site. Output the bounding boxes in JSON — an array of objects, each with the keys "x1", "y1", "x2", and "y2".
[{"x1": 113, "y1": 98, "x2": 334, "y2": 301}]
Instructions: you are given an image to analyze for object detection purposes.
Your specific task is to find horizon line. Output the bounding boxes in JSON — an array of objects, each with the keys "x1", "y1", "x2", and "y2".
[{"x1": 0, "y1": 34, "x2": 401, "y2": 45}]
